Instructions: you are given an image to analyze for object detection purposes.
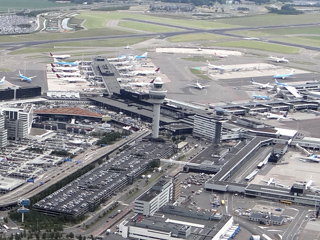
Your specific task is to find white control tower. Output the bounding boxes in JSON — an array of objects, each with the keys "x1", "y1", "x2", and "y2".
[{"x1": 149, "y1": 77, "x2": 167, "y2": 138}]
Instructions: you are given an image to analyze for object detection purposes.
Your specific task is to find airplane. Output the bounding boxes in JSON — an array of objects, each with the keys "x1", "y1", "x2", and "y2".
[
  {"x1": 274, "y1": 79, "x2": 288, "y2": 87},
  {"x1": 125, "y1": 45, "x2": 131, "y2": 49},
  {"x1": 0, "y1": 76, "x2": 5, "y2": 84},
  {"x1": 306, "y1": 180, "x2": 314, "y2": 190},
  {"x1": 19, "y1": 71, "x2": 36, "y2": 83},
  {"x1": 273, "y1": 70, "x2": 295, "y2": 79},
  {"x1": 252, "y1": 92, "x2": 270, "y2": 100},
  {"x1": 54, "y1": 58, "x2": 79, "y2": 66},
  {"x1": 206, "y1": 60, "x2": 225, "y2": 71},
  {"x1": 268, "y1": 56, "x2": 289, "y2": 63},
  {"x1": 275, "y1": 79, "x2": 302, "y2": 98},
  {"x1": 116, "y1": 65, "x2": 135, "y2": 72},
  {"x1": 134, "y1": 52, "x2": 148, "y2": 59},
  {"x1": 300, "y1": 154, "x2": 320, "y2": 163},
  {"x1": 107, "y1": 55, "x2": 127, "y2": 62},
  {"x1": 187, "y1": 80, "x2": 210, "y2": 89},
  {"x1": 56, "y1": 74, "x2": 87, "y2": 83},
  {"x1": 50, "y1": 63, "x2": 79, "y2": 72},
  {"x1": 132, "y1": 68, "x2": 160, "y2": 76},
  {"x1": 250, "y1": 78, "x2": 272, "y2": 89},
  {"x1": 258, "y1": 111, "x2": 290, "y2": 121},
  {"x1": 49, "y1": 52, "x2": 70, "y2": 59},
  {"x1": 129, "y1": 79, "x2": 154, "y2": 87},
  {"x1": 262, "y1": 178, "x2": 275, "y2": 186},
  {"x1": 214, "y1": 52, "x2": 228, "y2": 58},
  {"x1": 52, "y1": 69, "x2": 82, "y2": 77}
]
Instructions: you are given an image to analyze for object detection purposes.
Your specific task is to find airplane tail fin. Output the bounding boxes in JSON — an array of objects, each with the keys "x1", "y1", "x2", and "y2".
[
  {"x1": 54, "y1": 58, "x2": 59, "y2": 63},
  {"x1": 250, "y1": 78, "x2": 254, "y2": 83},
  {"x1": 155, "y1": 68, "x2": 160, "y2": 72},
  {"x1": 51, "y1": 63, "x2": 55, "y2": 68},
  {"x1": 50, "y1": 53, "x2": 53, "y2": 56},
  {"x1": 150, "y1": 79, "x2": 155, "y2": 84},
  {"x1": 142, "y1": 52, "x2": 148, "y2": 57},
  {"x1": 291, "y1": 70, "x2": 295, "y2": 75},
  {"x1": 0, "y1": 76, "x2": 5, "y2": 83},
  {"x1": 52, "y1": 68, "x2": 56, "y2": 72},
  {"x1": 56, "y1": 74, "x2": 61, "y2": 78}
]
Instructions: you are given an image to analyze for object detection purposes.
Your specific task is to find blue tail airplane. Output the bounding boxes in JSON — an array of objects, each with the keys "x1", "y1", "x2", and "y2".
[
  {"x1": 253, "y1": 92, "x2": 270, "y2": 100},
  {"x1": 273, "y1": 70, "x2": 295, "y2": 79},
  {"x1": 54, "y1": 58, "x2": 79, "y2": 66},
  {"x1": 275, "y1": 79, "x2": 288, "y2": 87},
  {"x1": 19, "y1": 71, "x2": 36, "y2": 83}
]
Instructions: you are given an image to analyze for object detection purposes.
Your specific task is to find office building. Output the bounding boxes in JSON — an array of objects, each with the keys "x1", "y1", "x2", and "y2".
[
  {"x1": 193, "y1": 114, "x2": 223, "y2": 144},
  {"x1": 134, "y1": 177, "x2": 173, "y2": 216}
]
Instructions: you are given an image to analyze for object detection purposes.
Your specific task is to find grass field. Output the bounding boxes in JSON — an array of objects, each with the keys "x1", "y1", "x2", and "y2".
[
  {"x1": 168, "y1": 33, "x2": 228, "y2": 43},
  {"x1": 274, "y1": 36, "x2": 320, "y2": 48},
  {"x1": 217, "y1": 13, "x2": 320, "y2": 27},
  {"x1": 0, "y1": 0, "x2": 76, "y2": 11},
  {"x1": 76, "y1": 11, "x2": 238, "y2": 30},
  {"x1": 212, "y1": 40, "x2": 302, "y2": 54},
  {"x1": 118, "y1": 21, "x2": 182, "y2": 33},
  {"x1": 232, "y1": 26, "x2": 320, "y2": 38}
]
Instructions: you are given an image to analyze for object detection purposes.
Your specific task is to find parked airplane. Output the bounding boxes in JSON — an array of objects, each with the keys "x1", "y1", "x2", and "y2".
[
  {"x1": 52, "y1": 69, "x2": 82, "y2": 77},
  {"x1": 116, "y1": 65, "x2": 135, "y2": 72},
  {"x1": 129, "y1": 79, "x2": 154, "y2": 87},
  {"x1": 49, "y1": 52, "x2": 70, "y2": 59},
  {"x1": 19, "y1": 71, "x2": 36, "y2": 82},
  {"x1": 268, "y1": 56, "x2": 289, "y2": 63},
  {"x1": 306, "y1": 180, "x2": 314, "y2": 190},
  {"x1": 108, "y1": 55, "x2": 127, "y2": 62},
  {"x1": 300, "y1": 154, "x2": 320, "y2": 163},
  {"x1": 253, "y1": 92, "x2": 270, "y2": 100},
  {"x1": 262, "y1": 178, "x2": 275, "y2": 185},
  {"x1": 275, "y1": 79, "x2": 302, "y2": 98},
  {"x1": 258, "y1": 111, "x2": 290, "y2": 121},
  {"x1": 54, "y1": 58, "x2": 79, "y2": 66},
  {"x1": 187, "y1": 80, "x2": 210, "y2": 89},
  {"x1": 134, "y1": 52, "x2": 148, "y2": 59},
  {"x1": 214, "y1": 52, "x2": 228, "y2": 58},
  {"x1": 125, "y1": 45, "x2": 131, "y2": 49},
  {"x1": 0, "y1": 76, "x2": 5, "y2": 84},
  {"x1": 273, "y1": 70, "x2": 295, "y2": 79},
  {"x1": 207, "y1": 61, "x2": 225, "y2": 71},
  {"x1": 56, "y1": 74, "x2": 87, "y2": 83},
  {"x1": 275, "y1": 79, "x2": 288, "y2": 87},
  {"x1": 50, "y1": 63, "x2": 79, "y2": 72},
  {"x1": 250, "y1": 78, "x2": 272, "y2": 89},
  {"x1": 132, "y1": 68, "x2": 160, "y2": 76}
]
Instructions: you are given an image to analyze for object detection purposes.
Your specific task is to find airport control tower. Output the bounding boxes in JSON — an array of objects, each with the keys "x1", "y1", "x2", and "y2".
[{"x1": 149, "y1": 77, "x2": 167, "y2": 138}]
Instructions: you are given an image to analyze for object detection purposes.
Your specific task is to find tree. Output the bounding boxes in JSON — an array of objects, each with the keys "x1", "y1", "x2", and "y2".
[{"x1": 42, "y1": 233, "x2": 46, "y2": 240}]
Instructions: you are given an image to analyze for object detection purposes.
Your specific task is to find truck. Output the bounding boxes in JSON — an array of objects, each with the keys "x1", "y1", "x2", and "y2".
[
  {"x1": 250, "y1": 235, "x2": 260, "y2": 240},
  {"x1": 106, "y1": 229, "x2": 111, "y2": 235}
]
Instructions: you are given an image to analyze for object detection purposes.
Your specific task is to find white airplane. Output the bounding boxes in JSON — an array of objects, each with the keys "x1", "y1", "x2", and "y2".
[
  {"x1": 52, "y1": 69, "x2": 82, "y2": 77},
  {"x1": 125, "y1": 45, "x2": 131, "y2": 49},
  {"x1": 56, "y1": 74, "x2": 87, "y2": 83},
  {"x1": 258, "y1": 112, "x2": 290, "y2": 121},
  {"x1": 129, "y1": 79, "x2": 154, "y2": 87},
  {"x1": 214, "y1": 52, "x2": 228, "y2": 58},
  {"x1": 49, "y1": 52, "x2": 71, "y2": 59},
  {"x1": 111, "y1": 60, "x2": 135, "y2": 66},
  {"x1": 268, "y1": 56, "x2": 289, "y2": 63},
  {"x1": 306, "y1": 180, "x2": 313, "y2": 190},
  {"x1": 275, "y1": 79, "x2": 302, "y2": 98},
  {"x1": 50, "y1": 63, "x2": 79, "y2": 72},
  {"x1": 262, "y1": 178, "x2": 275, "y2": 186},
  {"x1": 187, "y1": 80, "x2": 210, "y2": 89},
  {"x1": 207, "y1": 61, "x2": 225, "y2": 71},
  {"x1": 18, "y1": 71, "x2": 36, "y2": 83},
  {"x1": 0, "y1": 76, "x2": 5, "y2": 84},
  {"x1": 250, "y1": 78, "x2": 272, "y2": 89},
  {"x1": 132, "y1": 68, "x2": 160, "y2": 76},
  {"x1": 300, "y1": 154, "x2": 320, "y2": 163},
  {"x1": 108, "y1": 55, "x2": 127, "y2": 62}
]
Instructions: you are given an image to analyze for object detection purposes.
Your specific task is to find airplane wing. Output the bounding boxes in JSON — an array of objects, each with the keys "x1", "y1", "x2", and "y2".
[
  {"x1": 29, "y1": 75, "x2": 37, "y2": 79},
  {"x1": 284, "y1": 86, "x2": 302, "y2": 98}
]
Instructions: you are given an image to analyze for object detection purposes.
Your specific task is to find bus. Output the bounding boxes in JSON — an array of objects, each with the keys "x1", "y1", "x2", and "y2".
[
  {"x1": 257, "y1": 161, "x2": 265, "y2": 169},
  {"x1": 280, "y1": 200, "x2": 292, "y2": 205},
  {"x1": 221, "y1": 200, "x2": 225, "y2": 205}
]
